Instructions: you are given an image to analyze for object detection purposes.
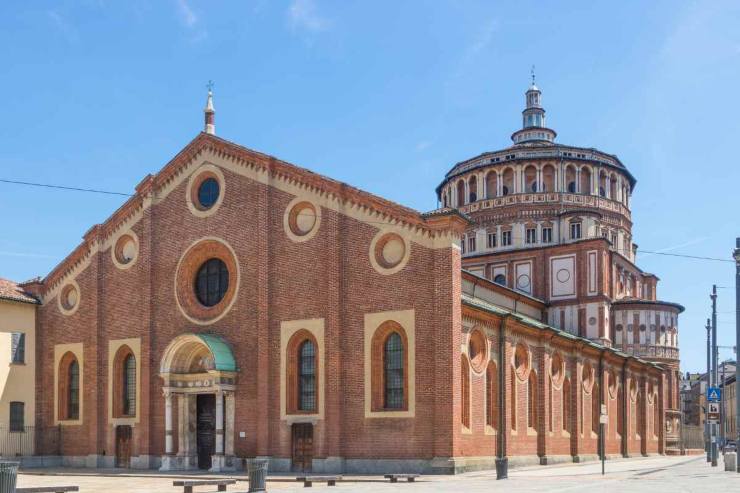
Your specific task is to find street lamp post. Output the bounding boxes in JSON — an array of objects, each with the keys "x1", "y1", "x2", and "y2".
[
  {"x1": 733, "y1": 237, "x2": 740, "y2": 473},
  {"x1": 706, "y1": 319, "x2": 711, "y2": 462},
  {"x1": 711, "y1": 285, "x2": 718, "y2": 467}
]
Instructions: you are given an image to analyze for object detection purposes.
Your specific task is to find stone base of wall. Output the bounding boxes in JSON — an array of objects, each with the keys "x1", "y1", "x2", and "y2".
[{"x1": 14, "y1": 452, "x2": 668, "y2": 474}]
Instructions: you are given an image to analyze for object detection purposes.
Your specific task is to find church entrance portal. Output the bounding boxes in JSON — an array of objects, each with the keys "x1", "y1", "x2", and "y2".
[{"x1": 196, "y1": 394, "x2": 216, "y2": 469}]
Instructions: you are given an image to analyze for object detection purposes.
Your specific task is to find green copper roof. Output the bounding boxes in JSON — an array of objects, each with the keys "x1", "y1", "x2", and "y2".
[{"x1": 196, "y1": 333, "x2": 237, "y2": 372}]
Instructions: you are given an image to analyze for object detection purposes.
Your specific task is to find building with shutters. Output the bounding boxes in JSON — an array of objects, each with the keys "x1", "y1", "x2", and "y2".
[{"x1": 0, "y1": 278, "x2": 38, "y2": 457}]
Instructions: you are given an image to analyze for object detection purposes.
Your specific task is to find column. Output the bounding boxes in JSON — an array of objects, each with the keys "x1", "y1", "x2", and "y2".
[
  {"x1": 225, "y1": 392, "x2": 235, "y2": 456},
  {"x1": 215, "y1": 390, "x2": 224, "y2": 456},
  {"x1": 164, "y1": 390, "x2": 174, "y2": 455}
]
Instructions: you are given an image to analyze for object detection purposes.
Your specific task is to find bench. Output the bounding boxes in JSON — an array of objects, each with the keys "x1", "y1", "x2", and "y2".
[
  {"x1": 296, "y1": 475, "x2": 341, "y2": 487},
  {"x1": 17, "y1": 488, "x2": 79, "y2": 493},
  {"x1": 172, "y1": 479, "x2": 239, "y2": 493},
  {"x1": 384, "y1": 474, "x2": 420, "y2": 483}
]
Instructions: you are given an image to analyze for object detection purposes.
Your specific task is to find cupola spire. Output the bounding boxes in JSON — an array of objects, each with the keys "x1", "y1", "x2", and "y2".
[
  {"x1": 510, "y1": 69, "x2": 557, "y2": 144},
  {"x1": 204, "y1": 80, "x2": 215, "y2": 135}
]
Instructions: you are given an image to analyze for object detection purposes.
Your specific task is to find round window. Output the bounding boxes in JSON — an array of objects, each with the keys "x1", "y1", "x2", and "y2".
[
  {"x1": 197, "y1": 177, "x2": 220, "y2": 210},
  {"x1": 195, "y1": 258, "x2": 229, "y2": 307}
]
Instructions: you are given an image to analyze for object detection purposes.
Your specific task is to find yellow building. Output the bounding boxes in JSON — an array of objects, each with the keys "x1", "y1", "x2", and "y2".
[{"x1": 0, "y1": 278, "x2": 38, "y2": 457}]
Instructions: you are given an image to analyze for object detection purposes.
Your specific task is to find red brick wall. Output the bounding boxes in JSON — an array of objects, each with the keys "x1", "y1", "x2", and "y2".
[{"x1": 35, "y1": 165, "x2": 462, "y2": 464}]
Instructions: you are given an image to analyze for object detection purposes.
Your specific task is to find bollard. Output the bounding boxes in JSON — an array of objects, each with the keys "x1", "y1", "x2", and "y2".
[
  {"x1": 0, "y1": 461, "x2": 19, "y2": 493},
  {"x1": 724, "y1": 452, "x2": 737, "y2": 472},
  {"x1": 247, "y1": 458, "x2": 268, "y2": 492}
]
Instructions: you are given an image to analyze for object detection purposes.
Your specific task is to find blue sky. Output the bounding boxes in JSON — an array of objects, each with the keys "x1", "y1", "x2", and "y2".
[{"x1": 1, "y1": 1, "x2": 738, "y2": 373}]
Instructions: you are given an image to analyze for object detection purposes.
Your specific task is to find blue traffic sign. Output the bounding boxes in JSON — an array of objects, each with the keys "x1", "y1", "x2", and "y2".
[{"x1": 707, "y1": 387, "x2": 721, "y2": 402}]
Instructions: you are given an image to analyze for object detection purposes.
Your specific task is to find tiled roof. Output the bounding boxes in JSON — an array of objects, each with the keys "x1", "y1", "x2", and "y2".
[{"x1": 0, "y1": 278, "x2": 39, "y2": 304}]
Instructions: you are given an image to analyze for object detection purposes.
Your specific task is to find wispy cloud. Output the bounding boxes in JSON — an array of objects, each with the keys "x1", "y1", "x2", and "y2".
[
  {"x1": 451, "y1": 19, "x2": 498, "y2": 79},
  {"x1": 47, "y1": 10, "x2": 79, "y2": 43},
  {"x1": 174, "y1": 0, "x2": 207, "y2": 42},
  {"x1": 416, "y1": 141, "x2": 431, "y2": 152},
  {"x1": 176, "y1": 0, "x2": 197, "y2": 27},
  {"x1": 288, "y1": 0, "x2": 330, "y2": 33}
]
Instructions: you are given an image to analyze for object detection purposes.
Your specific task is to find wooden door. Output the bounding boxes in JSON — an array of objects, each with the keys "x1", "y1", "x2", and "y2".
[
  {"x1": 196, "y1": 394, "x2": 216, "y2": 470},
  {"x1": 115, "y1": 425, "x2": 132, "y2": 468},
  {"x1": 291, "y1": 423, "x2": 313, "y2": 472}
]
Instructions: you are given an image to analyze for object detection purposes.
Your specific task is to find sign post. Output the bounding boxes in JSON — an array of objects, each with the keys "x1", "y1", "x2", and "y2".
[{"x1": 600, "y1": 405, "x2": 608, "y2": 476}]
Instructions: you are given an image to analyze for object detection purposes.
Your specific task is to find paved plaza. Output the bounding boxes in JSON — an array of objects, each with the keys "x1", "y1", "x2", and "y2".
[{"x1": 16, "y1": 455, "x2": 740, "y2": 492}]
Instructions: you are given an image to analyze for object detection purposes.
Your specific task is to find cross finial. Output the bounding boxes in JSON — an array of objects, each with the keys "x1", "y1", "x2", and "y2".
[
  {"x1": 206, "y1": 80, "x2": 214, "y2": 93},
  {"x1": 531, "y1": 65, "x2": 536, "y2": 85}
]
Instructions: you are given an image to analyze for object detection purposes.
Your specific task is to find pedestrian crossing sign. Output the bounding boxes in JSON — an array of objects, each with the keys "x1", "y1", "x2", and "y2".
[{"x1": 707, "y1": 387, "x2": 721, "y2": 402}]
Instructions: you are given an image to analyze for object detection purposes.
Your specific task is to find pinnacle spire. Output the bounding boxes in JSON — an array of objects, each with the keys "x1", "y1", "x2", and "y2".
[{"x1": 204, "y1": 81, "x2": 215, "y2": 135}]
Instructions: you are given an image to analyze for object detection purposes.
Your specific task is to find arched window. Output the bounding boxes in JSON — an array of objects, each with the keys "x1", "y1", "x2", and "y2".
[
  {"x1": 592, "y1": 382, "x2": 600, "y2": 434},
  {"x1": 461, "y1": 355, "x2": 470, "y2": 428},
  {"x1": 580, "y1": 167, "x2": 592, "y2": 195},
  {"x1": 286, "y1": 330, "x2": 320, "y2": 414},
  {"x1": 562, "y1": 377, "x2": 571, "y2": 433},
  {"x1": 542, "y1": 165, "x2": 555, "y2": 192},
  {"x1": 502, "y1": 168, "x2": 514, "y2": 195},
  {"x1": 68, "y1": 360, "x2": 80, "y2": 420},
  {"x1": 565, "y1": 165, "x2": 577, "y2": 193},
  {"x1": 456, "y1": 180, "x2": 466, "y2": 206},
  {"x1": 384, "y1": 333, "x2": 404, "y2": 410},
  {"x1": 299, "y1": 340, "x2": 317, "y2": 411},
  {"x1": 609, "y1": 174, "x2": 617, "y2": 199},
  {"x1": 468, "y1": 175, "x2": 478, "y2": 203},
  {"x1": 524, "y1": 165, "x2": 537, "y2": 193},
  {"x1": 635, "y1": 390, "x2": 643, "y2": 437},
  {"x1": 58, "y1": 352, "x2": 80, "y2": 421},
  {"x1": 486, "y1": 362, "x2": 497, "y2": 429},
  {"x1": 528, "y1": 371, "x2": 537, "y2": 430},
  {"x1": 486, "y1": 172, "x2": 498, "y2": 199},
  {"x1": 493, "y1": 274, "x2": 506, "y2": 286},
  {"x1": 371, "y1": 322, "x2": 408, "y2": 412},
  {"x1": 653, "y1": 393, "x2": 659, "y2": 438},
  {"x1": 510, "y1": 372, "x2": 517, "y2": 430},
  {"x1": 123, "y1": 354, "x2": 136, "y2": 416},
  {"x1": 617, "y1": 382, "x2": 624, "y2": 436},
  {"x1": 112, "y1": 346, "x2": 137, "y2": 418}
]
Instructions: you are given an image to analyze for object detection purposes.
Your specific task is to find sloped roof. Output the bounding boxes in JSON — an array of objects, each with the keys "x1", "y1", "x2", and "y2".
[{"x1": 0, "y1": 278, "x2": 39, "y2": 304}]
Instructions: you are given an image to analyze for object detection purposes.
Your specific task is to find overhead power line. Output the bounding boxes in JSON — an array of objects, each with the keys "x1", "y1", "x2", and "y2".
[
  {"x1": 0, "y1": 178, "x2": 132, "y2": 197},
  {"x1": 1, "y1": 177, "x2": 738, "y2": 264}
]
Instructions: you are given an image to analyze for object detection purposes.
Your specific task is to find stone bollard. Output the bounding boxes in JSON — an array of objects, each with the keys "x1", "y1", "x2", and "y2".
[
  {"x1": 247, "y1": 458, "x2": 268, "y2": 492},
  {"x1": 724, "y1": 452, "x2": 737, "y2": 472}
]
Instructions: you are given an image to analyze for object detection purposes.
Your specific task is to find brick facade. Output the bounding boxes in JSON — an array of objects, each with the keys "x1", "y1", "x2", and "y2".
[{"x1": 28, "y1": 130, "x2": 671, "y2": 474}]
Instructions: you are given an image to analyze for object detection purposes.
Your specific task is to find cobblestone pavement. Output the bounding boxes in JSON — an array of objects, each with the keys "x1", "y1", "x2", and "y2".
[{"x1": 17, "y1": 455, "x2": 740, "y2": 492}]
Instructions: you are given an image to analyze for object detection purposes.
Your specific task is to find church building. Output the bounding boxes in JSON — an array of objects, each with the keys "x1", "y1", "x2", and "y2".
[{"x1": 6, "y1": 80, "x2": 681, "y2": 474}]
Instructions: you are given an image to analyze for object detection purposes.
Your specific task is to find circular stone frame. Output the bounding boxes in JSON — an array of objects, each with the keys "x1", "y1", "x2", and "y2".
[
  {"x1": 186, "y1": 164, "x2": 226, "y2": 218},
  {"x1": 283, "y1": 197, "x2": 322, "y2": 243},
  {"x1": 111, "y1": 230, "x2": 140, "y2": 270},
  {"x1": 369, "y1": 230, "x2": 411, "y2": 275},
  {"x1": 174, "y1": 237, "x2": 240, "y2": 325},
  {"x1": 467, "y1": 328, "x2": 488, "y2": 374},
  {"x1": 58, "y1": 279, "x2": 81, "y2": 316}
]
